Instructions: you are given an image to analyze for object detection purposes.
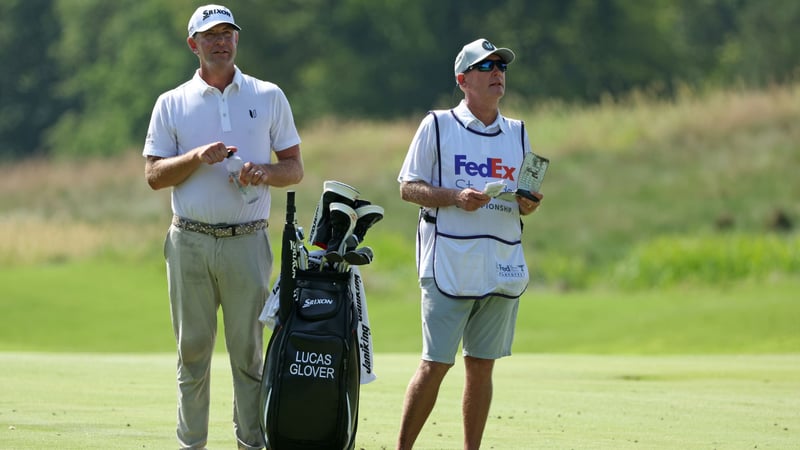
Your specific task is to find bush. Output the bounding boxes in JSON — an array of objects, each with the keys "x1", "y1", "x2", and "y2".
[{"x1": 610, "y1": 232, "x2": 800, "y2": 288}]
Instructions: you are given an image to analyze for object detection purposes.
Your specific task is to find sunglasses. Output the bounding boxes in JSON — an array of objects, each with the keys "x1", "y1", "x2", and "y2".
[{"x1": 467, "y1": 59, "x2": 508, "y2": 73}]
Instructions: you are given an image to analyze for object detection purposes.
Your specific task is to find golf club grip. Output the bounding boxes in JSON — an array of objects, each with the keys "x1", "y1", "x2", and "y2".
[
  {"x1": 279, "y1": 190, "x2": 298, "y2": 323},
  {"x1": 285, "y1": 191, "x2": 296, "y2": 223}
]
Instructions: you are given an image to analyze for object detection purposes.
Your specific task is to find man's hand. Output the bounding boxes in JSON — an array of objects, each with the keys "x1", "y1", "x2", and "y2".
[
  {"x1": 455, "y1": 188, "x2": 491, "y2": 211},
  {"x1": 517, "y1": 191, "x2": 543, "y2": 215},
  {"x1": 196, "y1": 142, "x2": 235, "y2": 165},
  {"x1": 241, "y1": 161, "x2": 268, "y2": 186}
]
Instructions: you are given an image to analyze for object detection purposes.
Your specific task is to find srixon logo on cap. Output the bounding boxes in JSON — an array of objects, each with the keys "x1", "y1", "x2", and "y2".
[{"x1": 202, "y1": 8, "x2": 232, "y2": 21}]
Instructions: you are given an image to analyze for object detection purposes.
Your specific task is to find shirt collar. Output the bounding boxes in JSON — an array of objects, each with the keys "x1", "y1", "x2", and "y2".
[
  {"x1": 453, "y1": 100, "x2": 508, "y2": 134},
  {"x1": 189, "y1": 65, "x2": 243, "y2": 96}
]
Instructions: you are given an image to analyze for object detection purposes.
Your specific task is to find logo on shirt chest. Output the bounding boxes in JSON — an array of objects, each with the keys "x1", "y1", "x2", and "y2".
[{"x1": 454, "y1": 155, "x2": 516, "y2": 180}]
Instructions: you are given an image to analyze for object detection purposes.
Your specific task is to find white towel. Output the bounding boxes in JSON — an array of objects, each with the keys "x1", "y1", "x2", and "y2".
[{"x1": 259, "y1": 266, "x2": 377, "y2": 384}]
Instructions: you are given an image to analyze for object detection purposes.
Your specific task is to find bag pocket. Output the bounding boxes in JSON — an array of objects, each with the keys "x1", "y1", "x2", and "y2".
[
  {"x1": 294, "y1": 270, "x2": 349, "y2": 321},
  {"x1": 433, "y1": 235, "x2": 528, "y2": 298},
  {"x1": 273, "y1": 331, "x2": 345, "y2": 443}
]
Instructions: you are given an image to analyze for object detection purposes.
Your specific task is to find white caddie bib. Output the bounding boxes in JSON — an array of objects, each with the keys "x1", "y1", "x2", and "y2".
[{"x1": 424, "y1": 110, "x2": 529, "y2": 299}]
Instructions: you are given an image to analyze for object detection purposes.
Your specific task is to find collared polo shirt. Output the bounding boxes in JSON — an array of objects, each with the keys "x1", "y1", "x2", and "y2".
[
  {"x1": 144, "y1": 66, "x2": 301, "y2": 224},
  {"x1": 450, "y1": 100, "x2": 507, "y2": 135}
]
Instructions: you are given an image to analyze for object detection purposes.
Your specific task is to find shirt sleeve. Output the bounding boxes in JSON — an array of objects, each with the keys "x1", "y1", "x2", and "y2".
[
  {"x1": 142, "y1": 93, "x2": 178, "y2": 158},
  {"x1": 397, "y1": 113, "x2": 437, "y2": 184},
  {"x1": 269, "y1": 87, "x2": 302, "y2": 153}
]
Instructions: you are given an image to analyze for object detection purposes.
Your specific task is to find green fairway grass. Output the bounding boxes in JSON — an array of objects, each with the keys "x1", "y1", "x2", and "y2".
[{"x1": 1, "y1": 353, "x2": 798, "y2": 449}]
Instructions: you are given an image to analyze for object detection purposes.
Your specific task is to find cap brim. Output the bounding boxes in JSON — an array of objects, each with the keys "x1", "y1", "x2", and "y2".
[
  {"x1": 493, "y1": 48, "x2": 515, "y2": 64},
  {"x1": 191, "y1": 21, "x2": 241, "y2": 35}
]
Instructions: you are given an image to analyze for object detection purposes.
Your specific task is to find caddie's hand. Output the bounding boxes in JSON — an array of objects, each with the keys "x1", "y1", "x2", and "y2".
[
  {"x1": 197, "y1": 142, "x2": 234, "y2": 165},
  {"x1": 455, "y1": 188, "x2": 491, "y2": 212},
  {"x1": 517, "y1": 191, "x2": 543, "y2": 215}
]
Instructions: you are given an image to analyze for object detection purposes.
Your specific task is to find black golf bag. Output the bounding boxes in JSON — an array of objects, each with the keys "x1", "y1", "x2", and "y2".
[{"x1": 260, "y1": 191, "x2": 360, "y2": 450}]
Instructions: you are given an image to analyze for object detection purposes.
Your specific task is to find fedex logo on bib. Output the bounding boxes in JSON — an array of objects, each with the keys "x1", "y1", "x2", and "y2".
[{"x1": 455, "y1": 155, "x2": 516, "y2": 181}]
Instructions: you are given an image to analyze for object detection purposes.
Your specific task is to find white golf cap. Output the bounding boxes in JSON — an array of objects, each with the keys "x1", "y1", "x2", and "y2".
[
  {"x1": 188, "y1": 4, "x2": 241, "y2": 37},
  {"x1": 454, "y1": 38, "x2": 515, "y2": 78}
]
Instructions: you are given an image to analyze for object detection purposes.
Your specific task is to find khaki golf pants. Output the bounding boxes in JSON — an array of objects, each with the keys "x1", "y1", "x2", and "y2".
[{"x1": 164, "y1": 225, "x2": 273, "y2": 450}]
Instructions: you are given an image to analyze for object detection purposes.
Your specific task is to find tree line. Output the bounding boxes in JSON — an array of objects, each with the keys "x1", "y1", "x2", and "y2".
[{"x1": 1, "y1": 0, "x2": 798, "y2": 160}]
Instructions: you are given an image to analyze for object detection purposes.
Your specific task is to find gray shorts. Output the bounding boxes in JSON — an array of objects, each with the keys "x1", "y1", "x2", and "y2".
[{"x1": 420, "y1": 278, "x2": 519, "y2": 364}]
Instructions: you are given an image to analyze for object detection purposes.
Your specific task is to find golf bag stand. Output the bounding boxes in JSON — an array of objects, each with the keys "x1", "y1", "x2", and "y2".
[{"x1": 260, "y1": 191, "x2": 361, "y2": 450}]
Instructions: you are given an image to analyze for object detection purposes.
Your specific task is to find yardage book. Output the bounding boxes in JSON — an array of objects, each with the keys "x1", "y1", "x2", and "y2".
[{"x1": 484, "y1": 152, "x2": 550, "y2": 202}]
